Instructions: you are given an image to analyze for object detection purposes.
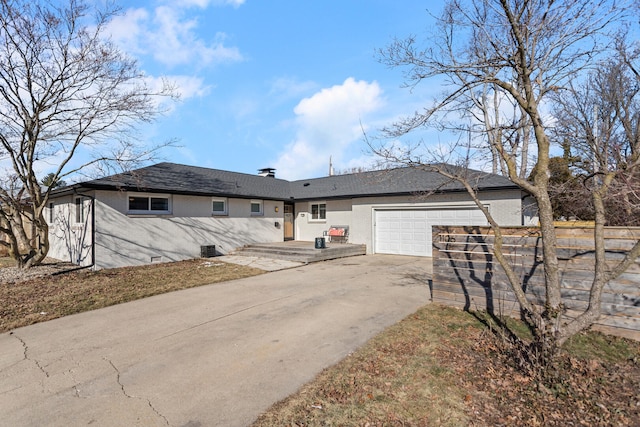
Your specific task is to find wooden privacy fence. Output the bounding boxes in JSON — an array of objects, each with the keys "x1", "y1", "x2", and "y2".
[{"x1": 432, "y1": 226, "x2": 640, "y2": 340}]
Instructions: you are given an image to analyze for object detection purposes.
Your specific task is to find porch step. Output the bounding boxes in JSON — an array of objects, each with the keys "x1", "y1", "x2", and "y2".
[{"x1": 231, "y1": 242, "x2": 366, "y2": 263}]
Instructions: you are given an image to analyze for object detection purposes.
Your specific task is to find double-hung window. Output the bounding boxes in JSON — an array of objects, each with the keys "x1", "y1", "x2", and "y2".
[
  {"x1": 310, "y1": 202, "x2": 326, "y2": 221},
  {"x1": 212, "y1": 198, "x2": 228, "y2": 215},
  {"x1": 128, "y1": 194, "x2": 171, "y2": 214}
]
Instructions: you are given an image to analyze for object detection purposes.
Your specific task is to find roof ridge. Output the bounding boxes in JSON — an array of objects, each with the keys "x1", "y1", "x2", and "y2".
[{"x1": 151, "y1": 162, "x2": 290, "y2": 181}]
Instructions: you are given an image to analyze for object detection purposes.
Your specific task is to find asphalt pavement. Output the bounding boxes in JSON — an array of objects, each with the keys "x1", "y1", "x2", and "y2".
[{"x1": 0, "y1": 254, "x2": 431, "y2": 427}]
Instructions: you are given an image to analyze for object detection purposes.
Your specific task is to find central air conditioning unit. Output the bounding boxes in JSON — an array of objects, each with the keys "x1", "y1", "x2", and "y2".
[{"x1": 200, "y1": 245, "x2": 216, "y2": 258}]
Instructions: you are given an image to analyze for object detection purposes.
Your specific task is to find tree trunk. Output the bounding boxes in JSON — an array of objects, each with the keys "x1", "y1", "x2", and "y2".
[
  {"x1": 2, "y1": 204, "x2": 50, "y2": 268},
  {"x1": 24, "y1": 212, "x2": 49, "y2": 268}
]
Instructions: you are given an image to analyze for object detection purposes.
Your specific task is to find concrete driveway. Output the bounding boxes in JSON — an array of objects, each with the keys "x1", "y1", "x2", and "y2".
[{"x1": 0, "y1": 255, "x2": 431, "y2": 427}]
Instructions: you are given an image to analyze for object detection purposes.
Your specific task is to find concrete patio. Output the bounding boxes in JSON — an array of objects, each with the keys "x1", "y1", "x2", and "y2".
[{"x1": 230, "y1": 240, "x2": 367, "y2": 263}]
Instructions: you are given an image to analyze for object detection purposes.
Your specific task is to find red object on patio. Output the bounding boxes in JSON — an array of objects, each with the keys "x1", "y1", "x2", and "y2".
[{"x1": 328, "y1": 227, "x2": 345, "y2": 237}]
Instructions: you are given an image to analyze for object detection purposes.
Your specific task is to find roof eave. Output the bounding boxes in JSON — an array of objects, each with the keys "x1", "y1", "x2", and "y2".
[
  {"x1": 50, "y1": 177, "x2": 520, "y2": 202},
  {"x1": 78, "y1": 182, "x2": 290, "y2": 201},
  {"x1": 292, "y1": 184, "x2": 521, "y2": 202}
]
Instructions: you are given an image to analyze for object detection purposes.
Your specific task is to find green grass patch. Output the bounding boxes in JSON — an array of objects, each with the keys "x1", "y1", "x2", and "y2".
[{"x1": 563, "y1": 330, "x2": 639, "y2": 364}]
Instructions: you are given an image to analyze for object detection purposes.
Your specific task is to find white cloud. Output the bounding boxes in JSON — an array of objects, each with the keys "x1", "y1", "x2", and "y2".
[
  {"x1": 171, "y1": 75, "x2": 212, "y2": 99},
  {"x1": 342, "y1": 153, "x2": 385, "y2": 172},
  {"x1": 136, "y1": 75, "x2": 209, "y2": 115},
  {"x1": 106, "y1": 5, "x2": 243, "y2": 69},
  {"x1": 273, "y1": 78, "x2": 384, "y2": 180},
  {"x1": 105, "y1": 8, "x2": 149, "y2": 55}
]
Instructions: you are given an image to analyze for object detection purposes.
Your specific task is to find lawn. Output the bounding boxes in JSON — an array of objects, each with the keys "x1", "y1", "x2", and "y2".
[
  {"x1": 0, "y1": 257, "x2": 264, "y2": 332},
  {"x1": 254, "y1": 306, "x2": 640, "y2": 426},
  {"x1": 0, "y1": 256, "x2": 15, "y2": 269},
  {"x1": 1, "y1": 257, "x2": 638, "y2": 426}
]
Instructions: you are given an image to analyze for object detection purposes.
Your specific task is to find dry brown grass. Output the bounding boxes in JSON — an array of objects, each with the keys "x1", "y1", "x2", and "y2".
[
  {"x1": 254, "y1": 305, "x2": 640, "y2": 427},
  {"x1": 0, "y1": 258, "x2": 264, "y2": 332},
  {"x1": 0, "y1": 257, "x2": 15, "y2": 269},
  {"x1": 254, "y1": 306, "x2": 480, "y2": 426}
]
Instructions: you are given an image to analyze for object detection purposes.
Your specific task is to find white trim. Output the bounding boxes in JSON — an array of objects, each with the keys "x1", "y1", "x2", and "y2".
[
  {"x1": 250, "y1": 199, "x2": 263, "y2": 216},
  {"x1": 212, "y1": 197, "x2": 228, "y2": 216},
  {"x1": 308, "y1": 201, "x2": 327, "y2": 222}
]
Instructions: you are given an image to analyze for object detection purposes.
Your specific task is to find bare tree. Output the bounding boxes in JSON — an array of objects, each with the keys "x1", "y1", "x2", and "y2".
[
  {"x1": 0, "y1": 0, "x2": 177, "y2": 268},
  {"x1": 376, "y1": 0, "x2": 640, "y2": 365},
  {"x1": 463, "y1": 80, "x2": 532, "y2": 178},
  {"x1": 551, "y1": 45, "x2": 640, "y2": 225}
]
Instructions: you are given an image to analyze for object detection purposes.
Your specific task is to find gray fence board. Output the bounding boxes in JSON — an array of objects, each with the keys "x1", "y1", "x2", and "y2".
[{"x1": 432, "y1": 226, "x2": 640, "y2": 341}]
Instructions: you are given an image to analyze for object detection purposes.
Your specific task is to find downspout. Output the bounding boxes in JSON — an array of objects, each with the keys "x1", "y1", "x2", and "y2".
[{"x1": 73, "y1": 190, "x2": 95, "y2": 270}]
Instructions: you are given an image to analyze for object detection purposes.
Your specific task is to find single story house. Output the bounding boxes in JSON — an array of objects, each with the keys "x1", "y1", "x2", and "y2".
[{"x1": 46, "y1": 162, "x2": 530, "y2": 269}]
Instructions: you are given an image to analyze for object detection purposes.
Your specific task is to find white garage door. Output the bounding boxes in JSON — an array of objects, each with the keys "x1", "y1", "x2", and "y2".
[{"x1": 374, "y1": 208, "x2": 488, "y2": 256}]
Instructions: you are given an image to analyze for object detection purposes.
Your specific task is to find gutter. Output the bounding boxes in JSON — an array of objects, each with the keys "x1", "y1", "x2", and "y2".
[
  {"x1": 292, "y1": 186, "x2": 523, "y2": 203},
  {"x1": 79, "y1": 183, "x2": 292, "y2": 202}
]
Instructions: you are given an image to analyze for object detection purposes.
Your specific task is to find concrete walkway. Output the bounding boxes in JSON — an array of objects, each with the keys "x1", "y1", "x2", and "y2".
[{"x1": 0, "y1": 255, "x2": 431, "y2": 427}]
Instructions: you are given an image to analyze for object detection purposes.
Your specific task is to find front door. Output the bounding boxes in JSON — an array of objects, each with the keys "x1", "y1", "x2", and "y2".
[{"x1": 284, "y1": 203, "x2": 294, "y2": 240}]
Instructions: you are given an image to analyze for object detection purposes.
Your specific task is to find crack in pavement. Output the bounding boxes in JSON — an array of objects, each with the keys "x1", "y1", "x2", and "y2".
[
  {"x1": 106, "y1": 359, "x2": 132, "y2": 399},
  {"x1": 146, "y1": 399, "x2": 171, "y2": 426},
  {"x1": 105, "y1": 358, "x2": 170, "y2": 426},
  {"x1": 0, "y1": 385, "x2": 23, "y2": 395},
  {"x1": 156, "y1": 292, "x2": 302, "y2": 341},
  {"x1": 10, "y1": 332, "x2": 50, "y2": 378}
]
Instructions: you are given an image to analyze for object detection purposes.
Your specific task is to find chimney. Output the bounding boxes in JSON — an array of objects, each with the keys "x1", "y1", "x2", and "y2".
[
  {"x1": 329, "y1": 156, "x2": 334, "y2": 176},
  {"x1": 258, "y1": 167, "x2": 276, "y2": 178}
]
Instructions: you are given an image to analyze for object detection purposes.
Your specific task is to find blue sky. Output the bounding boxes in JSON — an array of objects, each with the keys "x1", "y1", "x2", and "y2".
[{"x1": 105, "y1": 0, "x2": 441, "y2": 180}]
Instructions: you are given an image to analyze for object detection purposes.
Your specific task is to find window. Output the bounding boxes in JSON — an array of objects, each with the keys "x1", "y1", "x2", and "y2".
[
  {"x1": 212, "y1": 198, "x2": 227, "y2": 215},
  {"x1": 310, "y1": 202, "x2": 326, "y2": 221},
  {"x1": 250, "y1": 200, "x2": 263, "y2": 215},
  {"x1": 75, "y1": 198, "x2": 85, "y2": 223},
  {"x1": 128, "y1": 194, "x2": 171, "y2": 214},
  {"x1": 150, "y1": 197, "x2": 169, "y2": 211},
  {"x1": 49, "y1": 202, "x2": 54, "y2": 223},
  {"x1": 129, "y1": 196, "x2": 149, "y2": 211}
]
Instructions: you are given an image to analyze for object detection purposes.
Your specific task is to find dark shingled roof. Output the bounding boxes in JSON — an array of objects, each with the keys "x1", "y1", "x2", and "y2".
[
  {"x1": 60, "y1": 162, "x2": 519, "y2": 200},
  {"x1": 290, "y1": 166, "x2": 518, "y2": 200},
  {"x1": 78, "y1": 163, "x2": 293, "y2": 200}
]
